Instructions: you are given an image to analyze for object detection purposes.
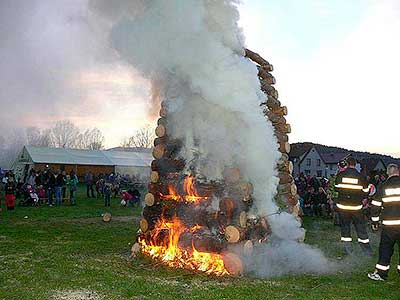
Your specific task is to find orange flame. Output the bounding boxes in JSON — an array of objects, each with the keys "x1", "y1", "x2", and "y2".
[
  {"x1": 161, "y1": 176, "x2": 208, "y2": 203},
  {"x1": 139, "y1": 219, "x2": 229, "y2": 276}
]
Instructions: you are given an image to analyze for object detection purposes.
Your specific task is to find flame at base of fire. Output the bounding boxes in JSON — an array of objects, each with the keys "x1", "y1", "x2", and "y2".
[{"x1": 139, "y1": 219, "x2": 229, "y2": 276}]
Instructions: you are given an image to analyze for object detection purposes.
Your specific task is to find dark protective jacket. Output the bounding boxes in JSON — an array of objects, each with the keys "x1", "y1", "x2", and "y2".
[
  {"x1": 371, "y1": 175, "x2": 400, "y2": 227},
  {"x1": 334, "y1": 167, "x2": 369, "y2": 211}
]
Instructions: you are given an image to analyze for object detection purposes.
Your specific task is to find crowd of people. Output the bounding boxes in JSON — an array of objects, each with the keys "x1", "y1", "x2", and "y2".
[
  {"x1": 295, "y1": 167, "x2": 388, "y2": 221},
  {"x1": 0, "y1": 168, "x2": 142, "y2": 211}
]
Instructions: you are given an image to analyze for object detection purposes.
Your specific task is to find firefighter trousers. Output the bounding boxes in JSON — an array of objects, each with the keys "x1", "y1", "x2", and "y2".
[
  {"x1": 376, "y1": 227, "x2": 400, "y2": 278},
  {"x1": 339, "y1": 210, "x2": 370, "y2": 244}
]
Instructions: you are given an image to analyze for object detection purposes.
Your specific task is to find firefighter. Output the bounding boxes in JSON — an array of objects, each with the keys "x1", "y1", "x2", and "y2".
[
  {"x1": 334, "y1": 157, "x2": 372, "y2": 255},
  {"x1": 368, "y1": 164, "x2": 400, "y2": 281}
]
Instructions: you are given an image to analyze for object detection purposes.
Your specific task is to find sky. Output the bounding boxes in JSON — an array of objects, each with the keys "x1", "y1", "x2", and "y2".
[{"x1": 0, "y1": 0, "x2": 399, "y2": 157}]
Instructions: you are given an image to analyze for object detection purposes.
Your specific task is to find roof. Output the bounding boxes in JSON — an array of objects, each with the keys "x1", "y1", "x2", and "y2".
[
  {"x1": 23, "y1": 146, "x2": 152, "y2": 167},
  {"x1": 289, "y1": 143, "x2": 313, "y2": 159},
  {"x1": 360, "y1": 157, "x2": 386, "y2": 173},
  {"x1": 319, "y1": 152, "x2": 350, "y2": 164},
  {"x1": 106, "y1": 146, "x2": 152, "y2": 153}
]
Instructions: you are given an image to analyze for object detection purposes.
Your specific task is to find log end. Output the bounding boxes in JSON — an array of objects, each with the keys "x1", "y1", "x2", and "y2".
[
  {"x1": 140, "y1": 218, "x2": 149, "y2": 233},
  {"x1": 223, "y1": 253, "x2": 244, "y2": 276},
  {"x1": 225, "y1": 225, "x2": 241, "y2": 243},
  {"x1": 145, "y1": 193, "x2": 155, "y2": 207}
]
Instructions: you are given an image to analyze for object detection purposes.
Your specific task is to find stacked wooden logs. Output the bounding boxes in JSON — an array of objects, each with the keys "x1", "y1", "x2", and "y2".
[{"x1": 245, "y1": 49, "x2": 300, "y2": 217}]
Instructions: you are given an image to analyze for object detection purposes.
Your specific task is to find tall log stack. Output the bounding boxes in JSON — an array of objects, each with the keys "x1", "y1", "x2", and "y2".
[
  {"x1": 244, "y1": 49, "x2": 300, "y2": 218},
  {"x1": 136, "y1": 49, "x2": 300, "y2": 276}
]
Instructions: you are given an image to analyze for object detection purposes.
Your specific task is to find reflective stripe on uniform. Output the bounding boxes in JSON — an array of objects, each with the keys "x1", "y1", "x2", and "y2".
[
  {"x1": 382, "y1": 196, "x2": 400, "y2": 203},
  {"x1": 371, "y1": 200, "x2": 382, "y2": 207},
  {"x1": 382, "y1": 220, "x2": 400, "y2": 226},
  {"x1": 358, "y1": 238, "x2": 369, "y2": 244},
  {"x1": 385, "y1": 188, "x2": 400, "y2": 196},
  {"x1": 335, "y1": 184, "x2": 363, "y2": 190},
  {"x1": 337, "y1": 203, "x2": 363, "y2": 211},
  {"x1": 376, "y1": 264, "x2": 390, "y2": 271},
  {"x1": 371, "y1": 216, "x2": 380, "y2": 222},
  {"x1": 398, "y1": 265, "x2": 400, "y2": 271},
  {"x1": 342, "y1": 177, "x2": 358, "y2": 184},
  {"x1": 341, "y1": 237, "x2": 352, "y2": 242}
]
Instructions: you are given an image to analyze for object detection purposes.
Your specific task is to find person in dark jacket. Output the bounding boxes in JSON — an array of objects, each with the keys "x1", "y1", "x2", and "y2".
[
  {"x1": 85, "y1": 171, "x2": 95, "y2": 198},
  {"x1": 368, "y1": 164, "x2": 400, "y2": 281},
  {"x1": 55, "y1": 170, "x2": 65, "y2": 206},
  {"x1": 335, "y1": 157, "x2": 372, "y2": 255},
  {"x1": 44, "y1": 169, "x2": 56, "y2": 206}
]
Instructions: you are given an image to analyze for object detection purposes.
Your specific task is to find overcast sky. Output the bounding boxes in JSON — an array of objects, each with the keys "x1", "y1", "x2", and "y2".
[{"x1": 0, "y1": 0, "x2": 399, "y2": 157}]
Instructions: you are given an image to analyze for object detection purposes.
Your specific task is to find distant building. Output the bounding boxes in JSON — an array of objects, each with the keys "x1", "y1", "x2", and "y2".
[
  {"x1": 12, "y1": 146, "x2": 152, "y2": 181},
  {"x1": 359, "y1": 157, "x2": 386, "y2": 176},
  {"x1": 291, "y1": 146, "x2": 349, "y2": 178}
]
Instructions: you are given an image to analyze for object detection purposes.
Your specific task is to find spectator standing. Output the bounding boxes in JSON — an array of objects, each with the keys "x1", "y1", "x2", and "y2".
[
  {"x1": 55, "y1": 170, "x2": 65, "y2": 206},
  {"x1": 67, "y1": 171, "x2": 78, "y2": 206},
  {"x1": 85, "y1": 171, "x2": 95, "y2": 198},
  {"x1": 104, "y1": 183, "x2": 111, "y2": 207},
  {"x1": 61, "y1": 171, "x2": 67, "y2": 199},
  {"x1": 44, "y1": 169, "x2": 56, "y2": 206}
]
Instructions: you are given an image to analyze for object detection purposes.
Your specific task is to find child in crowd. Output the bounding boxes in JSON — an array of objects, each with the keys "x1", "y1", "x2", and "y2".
[
  {"x1": 104, "y1": 183, "x2": 112, "y2": 207},
  {"x1": 38, "y1": 185, "x2": 46, "y2": 204}
]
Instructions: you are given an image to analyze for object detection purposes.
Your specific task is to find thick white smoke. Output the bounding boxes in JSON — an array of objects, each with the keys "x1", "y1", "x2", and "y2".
[{"x1": 92, "y1": 0, "x2": 330, "y2": 276}]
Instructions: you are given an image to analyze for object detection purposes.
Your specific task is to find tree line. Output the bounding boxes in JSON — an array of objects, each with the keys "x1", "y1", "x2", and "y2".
[{"x1": 0, "y1": 121, "x2": 155, "y2": 168}]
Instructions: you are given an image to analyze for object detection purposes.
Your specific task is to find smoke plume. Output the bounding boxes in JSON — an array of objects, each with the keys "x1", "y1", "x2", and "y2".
[{"x1": 92, "y1": 0, "x2": 330, "y2": 276}]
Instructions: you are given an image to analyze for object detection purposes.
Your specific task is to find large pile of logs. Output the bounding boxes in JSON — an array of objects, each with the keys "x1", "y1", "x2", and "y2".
[
  {"x1": 135, "y1": 49, "x2": 300, "y2": 277},
  {"x1": 245, "y1": 49, "x2": 300, "y2": 217}
]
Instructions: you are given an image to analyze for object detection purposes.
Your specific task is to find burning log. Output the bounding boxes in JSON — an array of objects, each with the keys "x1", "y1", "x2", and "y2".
[
  {"x1": 275, "y1": 132, "x2": 289, "y2": 143},
  {"x1": 259, "y1": 71, "x2": 276, "y2": 85},
  {"x1": 263, "y1": 95, "x2": 281, "y2": 110},
  {"x1": 152, "y1": 143, "x2": 181, "y2": 160},
  {"x1": 266, "y1": 111, "x2": 286, "y2": 125},
  {"x1": 271, "y1": 105, "x2": 288, "y2": 117}
]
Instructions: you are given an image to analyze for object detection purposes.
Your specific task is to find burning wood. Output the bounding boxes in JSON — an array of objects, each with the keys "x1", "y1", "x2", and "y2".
[{"x1": 134, "y1": 49, "x2": 299, "y2": 277}]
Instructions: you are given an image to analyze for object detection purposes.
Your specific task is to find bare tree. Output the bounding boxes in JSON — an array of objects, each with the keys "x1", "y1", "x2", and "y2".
[
  {"x1": 121, "y1": 125, "x2": 155, "y2": 149},
  {"x1": 77, "y1": 128, "x2": 105, "y2": 150},
  {"x1": 50, "y1": 120, "x2": 80, "y2": 148},
  {"x1": 26, "y1": 127, "x2": 52, "y2": 147}
]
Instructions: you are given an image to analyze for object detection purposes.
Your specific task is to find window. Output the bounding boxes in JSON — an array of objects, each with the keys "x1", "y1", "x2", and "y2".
[
  {"x1": 306, "y1": 158, "x2": 311, "y2": 166},
  {"x1": 317, "y1": 159, "x2": 321, "y2": 167},
  {"x1": 317, "y1": 170, "x2": 322, "y2": 177},
  {"x1": 330, "y1": 165, "x2": 333, "y2": 171}
]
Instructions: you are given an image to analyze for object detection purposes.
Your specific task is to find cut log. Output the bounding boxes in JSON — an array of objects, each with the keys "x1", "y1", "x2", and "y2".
[
  {"x1": 243, "y1": 240, "x2": 254, "y2": 256},
  {"x1": 222, "y1": 252, "x2": 244, "y2": 276},
  {"x1": 157, "y1": 117, "x2": 168, "y2": 127},
  {"x1": 259, "y1": 71, "x2": 276, "y2": 85},
  {"x1": 275, "y1": 132, "x2": 289, "y2": 143},
  {"x1": 257, "y1": 65, "x2": 275, "y2": 80},
  {"x1": 144, "y1": 193, "x2": 156, "y2": 206},
  {"x1": 219, "y1": 198, "x2": 238, "y2": 222},
  {"x1": 265, "y1": 96, "x2": 281, "y2": 110},
  {"x1": 102, "y1": 213, "x2": 112, "y2": 222},
  {"x1": 159, "y1": 106, "x2": 168, "y2": 117},
  {"x1": 278, "y1": 160, "x2": 293, "y2": 174},
  {"x1": 274, "y1": 123, "x2": 291, "y2": 134},
  {"x1": 278, "y1": 172, "x2": 293, "y2": 184},
  {"x1": 150, "y1": 171, "x2": 159, "y2": 183},
  {"x1": 245, "y1": 48, "x2": 272, "y2": 70},
  {"x1": 266, "y1": 111, "x2": 286, "y2": 125},
  {"x1": 151, "y1": 158, "x2": 186, "y2": 174},
  {"x1": 239, "y1": 211, "x2": 247, "y2": 228},
  {"x1": 277, "y1": 182, "x2": 297, "y2": 196},
  {"x1": 155, "y1": 124, "x2": 166, "y2": 138},
  {"x1": 153, "y1": 144, "x2": 165, "y2": 159},
  {"x1": 271, "y1": 106, "x2": 288, "y2": 116},
  {"x1": 130, "y1": 242, "x2": 141, "y2": 258},
  {"x1": 260, "y1": 81, "x2": 279, "y2": 99},
  {"x1": 225, "y1": 225, "x2": 245, "y2": 243},
  {"x1": 280, "y1": 153, "x2": 290, "y2": 163},
  {"x1": 140, "y1": 218, "x2": 149, "y2": 233},
  {"x1": 279, "y1": 141, "x2": 291, "y2": 154}
]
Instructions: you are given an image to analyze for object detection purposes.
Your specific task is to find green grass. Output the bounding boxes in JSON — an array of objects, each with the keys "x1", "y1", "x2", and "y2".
[{"x1": 1, "y1": 188, "x2": 399, "y2": 300}]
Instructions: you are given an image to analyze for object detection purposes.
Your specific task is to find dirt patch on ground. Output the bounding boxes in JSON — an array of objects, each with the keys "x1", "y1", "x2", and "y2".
[{"x1": 52, "y1": 289, "x2": 103, "y2": 300}]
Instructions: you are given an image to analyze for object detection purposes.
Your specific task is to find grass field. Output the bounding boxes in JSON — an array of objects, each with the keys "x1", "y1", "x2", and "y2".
[{"x1": 1, "y1": 187, "x2": 400, "y2": 300}]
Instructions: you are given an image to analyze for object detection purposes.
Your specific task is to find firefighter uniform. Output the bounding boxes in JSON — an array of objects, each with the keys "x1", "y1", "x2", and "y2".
[
  {"x1": 334, "y1": 167, "x2": 372, "y2": 253},
  {"x1": 370, "y1": 175, "x2": 400, "y2": 279}
]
